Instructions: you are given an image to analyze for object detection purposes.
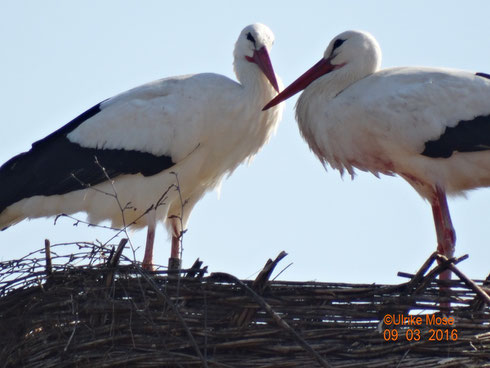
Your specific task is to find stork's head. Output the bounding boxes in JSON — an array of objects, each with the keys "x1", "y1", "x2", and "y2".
[
  {"x1": 263, "y1": 30, "x2": 381, "y2": 110},
  {"x1": 323, "y1": 30, "x2": 381, "y2": 72},
  {"x1": 234, "y1": 23, "x2": 280, "y2": 92}
]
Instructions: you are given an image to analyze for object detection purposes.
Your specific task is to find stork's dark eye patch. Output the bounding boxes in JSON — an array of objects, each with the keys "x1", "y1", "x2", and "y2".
[
  {"x1": 332, "y1": 39, "x2": 345, "y2": 51},
  {"x1": 246, "y1": 32, "x2": 256, "y2": 46}
]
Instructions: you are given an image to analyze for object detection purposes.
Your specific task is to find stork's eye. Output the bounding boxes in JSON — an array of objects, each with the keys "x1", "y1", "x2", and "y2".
[
  {"x1": 246, "y1": 32, "x2": 256, "y2": 46},
  {"x1": 332, "y1": 39, "x2": 345, "y2": 51}
]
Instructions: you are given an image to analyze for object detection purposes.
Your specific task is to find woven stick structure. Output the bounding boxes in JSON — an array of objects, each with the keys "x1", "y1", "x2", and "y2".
[{"x1": 0, "y1": 241, "x2": 489, "y2": 367}]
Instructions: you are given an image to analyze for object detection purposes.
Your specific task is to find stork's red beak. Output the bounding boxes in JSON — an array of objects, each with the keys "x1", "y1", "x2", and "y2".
[
  {"x1": 247, "y1": 47, "x2": 280, "y2": 93},
  {"x1": 263, "y1": 57, "x2": 335, "y2": 110}
]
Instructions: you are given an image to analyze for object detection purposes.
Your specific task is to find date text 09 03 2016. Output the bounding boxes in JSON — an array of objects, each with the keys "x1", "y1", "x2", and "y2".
[{"x1": 383, "y1": 328, "x2": 458, "y2": 342}]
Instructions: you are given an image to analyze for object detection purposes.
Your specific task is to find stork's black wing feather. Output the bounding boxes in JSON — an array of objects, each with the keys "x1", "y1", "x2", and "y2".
[
  {"x1": 0, "y1": 102, "x2": 174, "y2": 213},
  {"x1": 422, "y1": 73, "x2": 490, "y2": 158},
  {"x1": 421, "y1": 114, "x2": 490, "y2": 158}
]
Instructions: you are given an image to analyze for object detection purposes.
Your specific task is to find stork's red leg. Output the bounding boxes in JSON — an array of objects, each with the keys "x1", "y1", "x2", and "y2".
[
  {"x1": 430, "y1": 185, "x2": 456, "y2": 309},
  {"x1": 171, "y1": 235, "x2": 180, "y2": 258},
  {"x1": 142, "y1": 210, "x2": 156, "y2": 271},
  {"x1": 434, "y1": 186, "x2": 456, "y2": 257},
  {"x1": 169, "y1": 217, "x2": 182, "y2": 270}
]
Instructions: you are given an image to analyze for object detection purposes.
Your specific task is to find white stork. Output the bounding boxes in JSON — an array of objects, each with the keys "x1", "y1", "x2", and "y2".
[
  {"x1": 0, "y1": 23, "x2": 283, "y2": 270},
  {"x1": 264, "y1": 30, "x2": 490, "y2": 286}
]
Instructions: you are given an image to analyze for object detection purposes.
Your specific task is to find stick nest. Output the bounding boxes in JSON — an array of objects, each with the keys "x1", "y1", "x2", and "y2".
[{"x1": 0, "y1": 241, "x2": 489, "y2": 368}]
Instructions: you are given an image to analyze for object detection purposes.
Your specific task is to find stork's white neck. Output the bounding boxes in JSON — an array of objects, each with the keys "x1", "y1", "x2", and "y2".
[
  {"x1": 233, "y1": 57, "x2": 280, "y2": 106},
  {"x1": 296, "y1": 56, "x2": 379, "y2": 128},
  {"x1": 231, "y1": 57, "x2": 283, "y2": 147}
]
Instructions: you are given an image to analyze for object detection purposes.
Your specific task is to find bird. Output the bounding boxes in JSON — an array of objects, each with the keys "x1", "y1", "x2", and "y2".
[
  {"x1": 0, "y1": 23, "x2": 283, "y2": 270},
  {"x1": 264, "y1": 29, "x2": 490, "y2": 289}
]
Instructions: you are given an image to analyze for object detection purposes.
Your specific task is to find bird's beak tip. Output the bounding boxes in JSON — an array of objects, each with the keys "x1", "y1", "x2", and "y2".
[
  {"x1": 262, "y1": 98, "x2": 278, "y2": 111},
  {"x1": 262, "y1": 57, "x2": 335, "y2": 112}
]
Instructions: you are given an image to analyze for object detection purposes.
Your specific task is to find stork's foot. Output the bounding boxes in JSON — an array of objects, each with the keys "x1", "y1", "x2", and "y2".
[
  {"x1": 142, "y1": 253, "x2": 155, "y2": 271},
  {"x1": 436, "y1": 240, "x2": 454, "y2": 312},
  {"x1": 437, "y1": 260, "x2": 452, "y2": 313},
  {"x1": 436, "y1": 240, "x2": 455, "y2": 312},
  {"x1": 168, "y1": 257, "x2": 182, "y2": 271}
]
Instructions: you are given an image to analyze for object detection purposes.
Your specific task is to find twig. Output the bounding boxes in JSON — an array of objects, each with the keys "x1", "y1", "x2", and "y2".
[
  {"x1": 395, "y1": 349, "x2": 411, "y2": 368},
  {"x1": 185, "y1": 258, "x2": 205, "y2": 279},
  {"x1": 44, "y1": 239, "x2": 52, "y2": 277},
  {"x1": 272, "y1": 262, "x2": 293, "y2": 281},
  {"x1": 253, "y1": 251, "x2": 288, "y2": 291},
  {"x1": 94, "y1": 157, "x2": 133, "y2": 247},
  {"x1": 70, "y1": 172, "x2": 117, "y2": 197},
  {"x1": 64, "y1": 323, "x2": 77, "y2": 352},
  {"x1": 401, "y1": 251, "x2": 438, "y2": 292},
  {"x1": 232, "y1": 251, "x2": 288, "y2": 327},
  {"x1": 64, "y1": 294, "x2": 78, "y2": 352},
  {"x1": 170, "y1": 171, "x2": 187, "y2": 261},
  {"x1": 471, "y1": 273, "x2": 490, "y2": 310},
  {"x1": 436, "y1": 254, "x2": 490, "y2": 306},
  {"x1": 107, "y1": 238, "x2": 128, "y2": 268},
  {"x1": 54, "y1": 213, "x2": 121, "y2": 231},
  {"x1": 104, "y1": 238, "x2": 128, "y2": 288}
]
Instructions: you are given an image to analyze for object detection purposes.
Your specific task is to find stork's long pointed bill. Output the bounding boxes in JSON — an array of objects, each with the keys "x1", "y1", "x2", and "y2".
[
  {"x1": 263, "y1": 58, "x2": 335, "y2": 110},
  {"x1": 250, "y1": 47, "x2": 280, "y2": 93}
]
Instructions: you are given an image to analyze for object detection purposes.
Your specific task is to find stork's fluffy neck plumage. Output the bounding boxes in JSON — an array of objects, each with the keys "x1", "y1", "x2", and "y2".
[
  {"x1": 234, "y1": 56, "x2": 283, "y2": 110},
  {"x1": 295, "y1": 31, "x2": 381, "y2": 161},
  {"x1": 297, "y1": 30, "x2": 382, "y2": 127}
]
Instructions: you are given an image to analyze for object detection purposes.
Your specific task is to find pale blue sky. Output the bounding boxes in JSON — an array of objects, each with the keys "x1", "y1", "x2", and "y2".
[{"x1": 1, "y1": 1, "x2": 489, "y2": 283}]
